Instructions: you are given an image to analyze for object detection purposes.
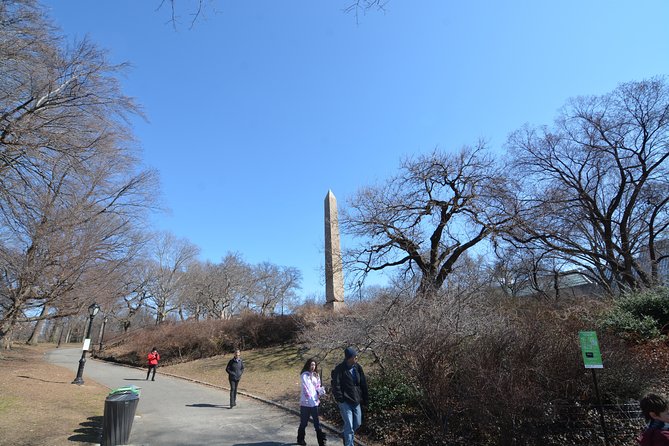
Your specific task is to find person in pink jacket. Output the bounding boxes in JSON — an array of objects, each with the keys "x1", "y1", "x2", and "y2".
[
  {"x1": 146, "y1": 347, "x2": 160, "y2": 381},
  {"x1": 638, "y1": 393, "x2": 669, "y2": 446},
  {"x1": 297, "y1": 358, "x2": 327, "y2": 446}
]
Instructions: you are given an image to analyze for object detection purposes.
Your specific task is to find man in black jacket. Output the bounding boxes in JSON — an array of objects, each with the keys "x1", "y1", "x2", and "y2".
[
  {"x1": 331, "y1": 347, "x2": 368, "y2": 446},
  {"x1": 225, "y1": 349, "x2": 244, "y2": 408}
]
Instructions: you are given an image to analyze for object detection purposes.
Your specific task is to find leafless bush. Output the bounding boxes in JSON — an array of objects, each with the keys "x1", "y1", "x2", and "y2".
[
  {"x1": 303, "y1": 289, "x2": 654, "y2": 445},
  {"x1": 443, "y1": 300, "x2": 653, "y2": 445},
  {"x1": 98, "y1": 314, "x2": 303, "y2": 366}
]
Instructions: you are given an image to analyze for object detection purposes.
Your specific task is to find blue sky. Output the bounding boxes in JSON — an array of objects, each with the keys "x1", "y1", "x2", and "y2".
[{"x1": 41, "y1": 0, "x2": 669, "y2": 299}]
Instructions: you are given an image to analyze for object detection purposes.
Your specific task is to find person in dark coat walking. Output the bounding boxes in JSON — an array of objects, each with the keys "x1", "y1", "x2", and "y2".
[
  {"x1": 225, "y1": 349, "x2": 244, "y2": 408},
  {"x1": 331, "y1": 347, "x2": 368, "y2": 446}
]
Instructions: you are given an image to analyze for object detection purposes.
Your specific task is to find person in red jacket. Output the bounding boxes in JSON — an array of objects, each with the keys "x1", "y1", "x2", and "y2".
[
  {"x1": 638, "y1": 393, "x2": 669, "y2": 446},
  {"x1": 146, "y1": 347, "x2": 160, "y2": 381}
]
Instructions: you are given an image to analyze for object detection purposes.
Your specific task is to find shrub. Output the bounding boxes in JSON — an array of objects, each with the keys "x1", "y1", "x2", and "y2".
[
  {"x1": 367, "y1": 370, "x2": 420, "y2": 412},
  {"x1": 427, "y1": 300, "x2": 653, "y2": 446},
  {"x1": 97, "y1": 314, "x2": 303, "y2": 366},
  {"x1": 600, "y1": 288, "x2": 669, "y2": 340},
  {"x1": 601, "y1": 311, "x2": 660, "y2": 340},
  {"x1": 306, "y1": 292, "x2": 657, "y2": 445}
]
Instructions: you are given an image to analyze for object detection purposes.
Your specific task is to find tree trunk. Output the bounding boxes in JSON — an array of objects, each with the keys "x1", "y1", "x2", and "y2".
[
  {"x1": 96, "y1": 317, "x2": 107, "y2": 351},
  {"x1": 64, "y1": 324, "x2": 72, "y2": 344},
  {"x1": 417, "y1": 274, "x2": 440, "y2": 297},
  {"x1": 156, "y1": 301, "x2": 166, "y2": 324},
  {"x1": 26, "y1": 319, "x2": 46, "y2": 345},
  {"x1": 48, "y1": 319, "x2": 61, "y2": 343},
  {"x1": 0, "y1": 298, "x2": 26, "y2": 349},
  {"x1": 1, "y1": 326, "x2": 13, "y2": 350},
  {"x1": 57, "y1": 322, "x2": 65, "y2": 347},
  {"x1": 27, "y1": 305, "x2": 49, "y2": 345}
]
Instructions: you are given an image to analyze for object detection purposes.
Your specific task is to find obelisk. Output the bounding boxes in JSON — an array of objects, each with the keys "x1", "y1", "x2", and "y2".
[{"x1": 324, "y1": 190, "x2": 345, "y2": 310}]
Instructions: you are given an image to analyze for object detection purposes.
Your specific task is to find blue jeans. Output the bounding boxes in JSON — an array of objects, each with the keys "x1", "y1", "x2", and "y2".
[{"x1": 338, "y1": 402, "x2": 362, "y2": 446}]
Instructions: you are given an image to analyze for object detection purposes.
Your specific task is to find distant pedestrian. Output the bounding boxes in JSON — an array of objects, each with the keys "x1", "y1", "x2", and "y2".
[
  {"x1": 297, "y1": 358, "x2": 327, "y2": 446},
  {"x1": 146, "y1": 347, "x2": 160, "y2": 381},
  {"x1": 331, "y1": 347, "x2": 368, "y2": 446},
  {"x1": 225, "y1": 349, "x2": 244, "y2": 408},
  {"x1": 638, "y1": 392, "x2": 669, "y2": 445}
]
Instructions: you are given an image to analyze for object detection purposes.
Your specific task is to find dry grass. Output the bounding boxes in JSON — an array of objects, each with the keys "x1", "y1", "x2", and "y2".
[
  {"x1": 0, "y1": 344, "x2": 109, "y2": 446},
  {"x1": 161, "y1": 344, "x2": 341, "y2": 410},
  {"x1": 0, "y1": 343, "x2": 372, "y2": 446}
]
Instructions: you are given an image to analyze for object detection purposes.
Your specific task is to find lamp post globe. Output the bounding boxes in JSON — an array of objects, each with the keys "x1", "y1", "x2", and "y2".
[
  {"x1": 72, "y1": 302, "x2": 100, "y2": 385},
  {"x1": 89, "y1": 302, "x2": 100, "y2": 317}
]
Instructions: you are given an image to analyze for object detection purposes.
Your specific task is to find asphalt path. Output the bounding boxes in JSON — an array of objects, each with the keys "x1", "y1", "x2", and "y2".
[{"x1": 45, "y1": 348, "x2": 325, "y2": 446}]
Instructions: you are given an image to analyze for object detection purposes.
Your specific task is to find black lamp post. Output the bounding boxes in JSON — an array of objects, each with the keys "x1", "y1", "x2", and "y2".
[{"x1": 72, "y1": 302, "x2": 100, "y2": 385}]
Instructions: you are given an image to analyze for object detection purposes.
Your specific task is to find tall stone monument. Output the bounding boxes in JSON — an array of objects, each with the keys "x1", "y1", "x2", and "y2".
[{"x1": 324, "y1": 190, "x2": 345, "y2": 311}]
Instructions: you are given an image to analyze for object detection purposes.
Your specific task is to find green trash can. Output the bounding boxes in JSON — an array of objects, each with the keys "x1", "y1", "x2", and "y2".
[{"x1": 102, "y1": 386, "x2": 140, "y2": 445}]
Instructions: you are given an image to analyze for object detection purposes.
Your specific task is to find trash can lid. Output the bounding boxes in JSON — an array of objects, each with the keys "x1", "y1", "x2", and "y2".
[{"x1": 108, "y1": 385, "x2": 140, "y2": 397}]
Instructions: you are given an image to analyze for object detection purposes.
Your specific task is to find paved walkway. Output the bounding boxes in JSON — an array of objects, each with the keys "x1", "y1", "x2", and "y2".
[{"x1": 46, "y1": 348, "x2": 332, "y2": 446}]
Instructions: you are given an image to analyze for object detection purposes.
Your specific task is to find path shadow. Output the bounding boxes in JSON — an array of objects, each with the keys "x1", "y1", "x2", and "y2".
[
  {"x1": 186, "y1": 403, "x2": 227, "y2": 408},
  {"x1": 232, "y1": 443, "x2": 294, "y2": 446},
  {"x1": 124, "y1": 378, "x2": 148, "y2": 381},
  {"x1": 68, "y1": 415, "x2": 103, "y2": 443},
  {"x1": 17, "y1": 375, "x2": 69, "y2": 384}
]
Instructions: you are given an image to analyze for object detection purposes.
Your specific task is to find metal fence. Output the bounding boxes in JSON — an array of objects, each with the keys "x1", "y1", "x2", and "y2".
[{"x1": 546, "y1": 402, "x2": 646, "y2": 446}]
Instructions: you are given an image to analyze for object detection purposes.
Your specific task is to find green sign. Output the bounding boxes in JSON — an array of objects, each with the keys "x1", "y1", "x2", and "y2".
[{"x1": 579, "y1": 331, "x2": 603, "y2": 369}]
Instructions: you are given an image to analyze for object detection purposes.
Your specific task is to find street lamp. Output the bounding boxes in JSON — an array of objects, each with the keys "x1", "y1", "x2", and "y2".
[{"x1": 72, "y1": 302, "x2": 100, "y2": 385}]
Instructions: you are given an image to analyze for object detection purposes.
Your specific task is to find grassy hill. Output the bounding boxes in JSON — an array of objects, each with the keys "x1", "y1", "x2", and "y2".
[{"x1": 161, "y1": 344, "x2": 344, "y2": 411}]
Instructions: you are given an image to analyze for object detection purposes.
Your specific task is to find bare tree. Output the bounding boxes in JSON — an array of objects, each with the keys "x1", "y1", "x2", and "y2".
[
  {"x1": 342, "y1": 0, "x2": 389, "y2": 23},
  {"x1": 181, "y1": 253, "x2": 254, "y2": 320},
  {"x1": 0, "y1": 0, "x2": 158, "y2": 348},
  {"x1": 251, "y1": 262, "x2": 302, "y2": 315},
  {"x1": 156, "y1": 0, "x2": 213, "y2": 29},
  {"x1": 112, "y1": 255, "x2": 156, "y2": 332},
  {"x1": 155, "y1": 0, "x2": 390, "y2": 29},
  {"x1": 507, "y1": 77, "x2": 669, "y2": 293},
  {"x1": 145, "y1": 232, "x2": 200, "y2": 324},
  {"x1": 343, "y1": 145, "x2": 513, "y2": 295},
  {"x1": 0, "y1": 129, "x2": 156, "y2": 348},
  {"x1": 222, "y1": 253, "x2": 254, "y2": 317},
  {"x1": 1, "y1": 3, "x2": 143, "y2": 199},
  {"x1": 490, "y1": 242, "x2": 582, "y2": 300},
  {"x1": 179, "y1": 260, "x2": 210, "y2": 320}
]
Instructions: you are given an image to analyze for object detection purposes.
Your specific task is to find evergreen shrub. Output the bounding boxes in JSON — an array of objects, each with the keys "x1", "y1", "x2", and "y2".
[{"x1": 601, "y1": 288, "x2": 669, "y2": 340}]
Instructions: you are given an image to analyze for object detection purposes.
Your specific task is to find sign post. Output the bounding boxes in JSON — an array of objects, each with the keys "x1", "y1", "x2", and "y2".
[{"x1": 578, "y1": 331, "x2": 610, "y2": 446}]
